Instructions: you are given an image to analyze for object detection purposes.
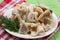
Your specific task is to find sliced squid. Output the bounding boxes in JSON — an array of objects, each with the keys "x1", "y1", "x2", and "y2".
[{"x1": 11, "y1": 2, "x2": 53, "y2": 36}]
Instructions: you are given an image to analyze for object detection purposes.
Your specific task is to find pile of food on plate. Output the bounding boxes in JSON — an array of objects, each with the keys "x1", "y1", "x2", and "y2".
[{"x1": 0, "y1": 2, "x2": 53, "y2": 36}]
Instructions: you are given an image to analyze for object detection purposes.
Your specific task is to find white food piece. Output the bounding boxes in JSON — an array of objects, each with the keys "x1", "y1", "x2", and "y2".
[
  {"x1": 31, "y1": 31, "x2": 38, "y2": 36},
  {"x1": 28, "y1": 4, "x2": 36, "y2": 12},
  {"x1": 37, "y1": 25, "x2": 45, "y2": 33},
  {"x1": 27, "y1": 12, "x2": 38, "y2": 22},
  {"x1": 19, "y1": 23, "x2": 28, "y2": 34},
  {"x1": 44, "y1": 24, "x2": 51, "y2": 31}
]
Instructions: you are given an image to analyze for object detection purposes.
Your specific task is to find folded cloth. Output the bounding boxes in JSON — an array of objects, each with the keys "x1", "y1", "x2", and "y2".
[{"x1": 0, "y1": 0, "x2": 60, "y2": 40}]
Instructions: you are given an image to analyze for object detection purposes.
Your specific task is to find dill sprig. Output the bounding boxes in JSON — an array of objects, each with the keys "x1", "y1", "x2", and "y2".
[{"x1": 0, "y1": 16, "x2": 19, "y2": 32}]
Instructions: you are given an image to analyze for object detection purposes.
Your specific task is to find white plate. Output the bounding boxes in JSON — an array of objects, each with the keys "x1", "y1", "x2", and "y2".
[{"x1": 3, "y1": 8, "x2": 58, "y2": 39}]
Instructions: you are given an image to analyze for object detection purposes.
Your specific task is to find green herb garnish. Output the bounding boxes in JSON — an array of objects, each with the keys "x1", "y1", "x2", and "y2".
[{"x1": 0, "y1": 16, "x2": 19, "y2": 32}]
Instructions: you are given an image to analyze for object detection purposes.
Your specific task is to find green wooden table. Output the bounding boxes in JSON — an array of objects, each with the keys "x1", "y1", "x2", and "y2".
[
  {"x1": 0, "y1": 0, "x2": 60, "y2": 40},
  {"x1": 27, "y1": 0, "x2": 60, "y2": 16}
]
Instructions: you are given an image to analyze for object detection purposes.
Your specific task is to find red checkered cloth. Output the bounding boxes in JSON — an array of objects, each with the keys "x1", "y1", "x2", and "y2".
[{"x1": 0, "y1": 0, "x2": 60, "y2": 40}]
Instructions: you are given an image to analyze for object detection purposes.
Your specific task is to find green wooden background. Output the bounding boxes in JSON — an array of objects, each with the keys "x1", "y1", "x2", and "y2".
[
  {"x1": 0, "y1": 0, "x2": 60, "y2": 40},
  {"x1": 27, "y1": 0, "x2": 60, "y2": 16}
]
